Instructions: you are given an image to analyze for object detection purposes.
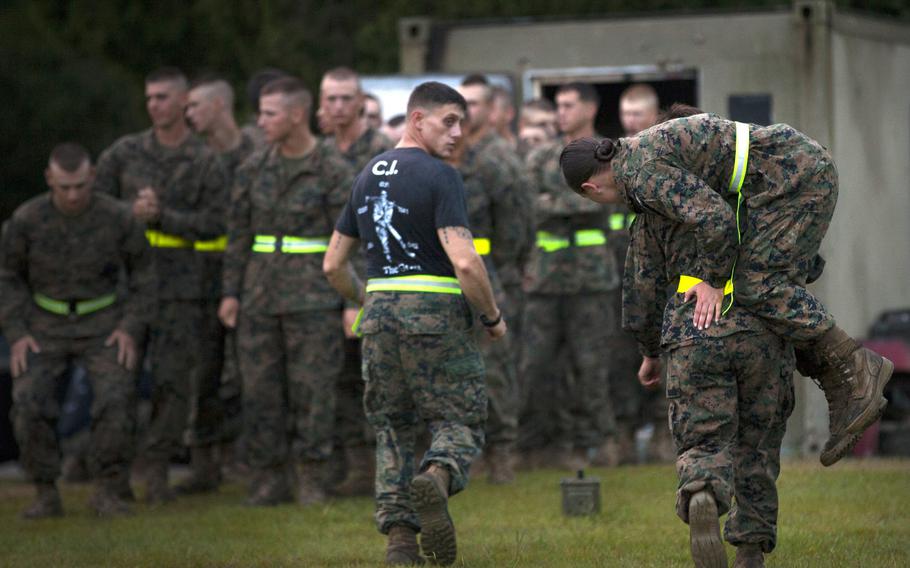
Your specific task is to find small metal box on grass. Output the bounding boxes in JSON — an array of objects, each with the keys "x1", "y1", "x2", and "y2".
[{"x1": 560, "y1": 469, "x2": 601, "y2": 516}]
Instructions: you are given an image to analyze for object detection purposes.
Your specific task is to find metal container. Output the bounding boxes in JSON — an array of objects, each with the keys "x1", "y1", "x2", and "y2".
[{"x1": 560, "y1": 469, "x2": 601, "y2": 516}]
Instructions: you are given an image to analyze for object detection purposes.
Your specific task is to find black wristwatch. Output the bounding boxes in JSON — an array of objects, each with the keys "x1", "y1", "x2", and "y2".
[{"x1": 479, "y1": 310, "x2": 502, "y2": 327}]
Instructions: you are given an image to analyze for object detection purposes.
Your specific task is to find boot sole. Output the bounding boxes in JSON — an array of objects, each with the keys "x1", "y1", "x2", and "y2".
[
  {"x1": 411, "y1": 475, "x2": 456, "y2": 566},
  {"x1": 846, "y1": 357, "x2": 893, "y2": 435},
  {"x1": 689, "y1": 492, "x2": 727, "y2": 568},
  {"x1": 821, "y1": 397, "x2": 886, "y2": 467}
]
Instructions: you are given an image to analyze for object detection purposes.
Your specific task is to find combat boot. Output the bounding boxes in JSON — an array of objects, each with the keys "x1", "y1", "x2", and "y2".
[
  {"x1": 245, "y1": 466, "x2": 293, "y2": 507},
  {"x1": 332, "y1": 446, "x2": 375, "y2": 497},
  {"x1": 733, "y1": 544, "x2": 764, "y2": 568},
  {"x1": 386, "y1": 524, "x2": 424, "y2": 565},
  {"x1": 486, "y1": 443, "x2": 516, "y2": 484},
  {"x1": 807, "y1": 327, "x2": 893, "y2": 466},
  {"x1": 688, "y1": 490, "x2": 727, "y2": 568},
  {"x1": 89, "y1": 478, "x2": 132, "y2": 518},
  {"x1": 298, "y1": 460, "x2": 330, "y2": 506},
  {"x1": 411, "y1": 464, "x2": 456, "y2": 566},
  {"x1": 21, "y1": 482, "x2": 63, "y2": 519},
  {"x1": 174, "y1": 446, "x2": 222, "y2": 495},
  {"x1": 144, "y1": 460, "x2": 175, "y2": 505}
]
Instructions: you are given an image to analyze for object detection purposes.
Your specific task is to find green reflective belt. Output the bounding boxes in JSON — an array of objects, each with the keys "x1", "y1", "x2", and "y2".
[
  {"x1": 366, "y1": 275, "x2": 462, "y2": 295},
  {"x1": 33, "y1": 292, "x2": 117, "y2": 317},
  {"x1": 252, "y1": 234, "x2": 329, "y2": 254},
  {"x1": 536, "y1": 229, "x2": 607, "y2": 253},
  {"x1": 609, "y1": 212, "x2": 636, "y2": 231},
  {"x1": 722, "y1": 121, "x2": 750, "y2": 316}
]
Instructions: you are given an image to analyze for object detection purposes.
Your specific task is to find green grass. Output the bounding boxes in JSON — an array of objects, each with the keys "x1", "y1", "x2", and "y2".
[{"x1": 1, "y1": 459, "x2": 908, "y2": 567}]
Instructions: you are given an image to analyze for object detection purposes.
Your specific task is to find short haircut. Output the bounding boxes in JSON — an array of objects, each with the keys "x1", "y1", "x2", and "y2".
[
  {"x1": 460, "y1": 73, "x2": 492, "y2": 102},
  {"x1": 145, "y1": 67, "x2": 188, "y2": 90},
  {"x1": 260, "y1": 77, "x2": 313, "y2": 111},
  {"x1": 657, "y1": 102, "x2": 704, "y2": 123},
  {"x1": 190, "y1": 75, "x2": 235, "y2": 109},
  {"x1": 49, "y1": 142, "x2": 91, "y2": 172},
  {"x1": 246, "y1": 68, "x2": 288, "y2": 112},
  {"x1": 491, "y1": 85, "x2": 513, "y2": 108},
  {"x1": 322, "y1": 66, "x2": 361, "y2": 90},
  {"x1": 556, "y1": 82, "x2": 600, "y2": 106},
  {"x1": 387, "y1": 114, "x2": 406, "y2": 128},
  {"x1": 620, "y1": 83, "x2": 659, "y2": 108},
  {"x1": 523, "y1": 98, "x2": 556, "y2": 113},
  {"x1": 406, "y1": 81, "x2": 467, "y2": 115},
  {"x1": 364, "y1": 92, "x2": 380, "y2": 104}
]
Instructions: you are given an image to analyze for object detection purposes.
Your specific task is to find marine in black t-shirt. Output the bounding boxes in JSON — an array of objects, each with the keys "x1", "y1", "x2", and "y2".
[{"x1": 336, "y1": 147, "x2": 470, "y2": 278}]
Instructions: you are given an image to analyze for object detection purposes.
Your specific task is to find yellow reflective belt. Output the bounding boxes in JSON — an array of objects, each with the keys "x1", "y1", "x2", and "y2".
[
  {"x1": 146, "y1": 230, "x2": 227, "y2": 252},
  {"x1": 609, "y1": 213, "x2": 636, "y2": 231},
  {"x1": 194, "y1": 235, "x2": 227, "y2": 252},
  {"x1": 251, "y1": 235, "x2": 329, "y2": 254},
  {"x1": 473, "y1": 238, "x2": 491, "y2": 256},
  {"x1": 722, "y1": 121, "x2": 750, "y2": 316},
  {"x1": 575, "y1": 229, "x2": 607, "y2": 247},
  {"x1": 677, "y1": 275, "x2": 733, "y2": 296},
  {"x1": 33, "y1": 292, "x2": 117, "y2": 316},
  {"x1": 536, "y1": 231, "x2": 570, "y2": 253},
  {"x1": 366, "y1": 275, "x2": 462, "y2": 295}
]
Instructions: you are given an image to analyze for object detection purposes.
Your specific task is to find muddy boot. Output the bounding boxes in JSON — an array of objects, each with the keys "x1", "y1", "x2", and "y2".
[
  {"x1": 21, "y1": 482, "x2": 63, "y2": 519},
  {"x1": 411, "y1": 464, "x2": 456, "y2": 566},
  {"x1": 144, "y1": 460, "x2": 174, "y2": 505},
  {"x1": 175, "y1": 446, "x2": 222, "y2": 495},
  {"x1": 246, "y1": 466, "x2": 293, "y2": 507},
  {"x1": 804, "y1": 327, "x2": 893, "y2": 466},
  {"x1": 386, "y1": 524, "x2": 424, "y2": 565},
  {"x1": 89, "y1": 479, "x2": 133, "y2": 518},
  {"x1": 688, "y1": 490, "x2": 727, "y2": 568},
  {"x1": 486, "y1": 443, "x2": 516, "y2": 484},
  {"x1": 332, "y1": 446, "x2": 375, "y2": 497},
  {"x1": 733, "y1": 544, "x2": 764, "y2": 568},
  {"x1": 298, "y1": 460, "x2": 329, "y2": 506}
]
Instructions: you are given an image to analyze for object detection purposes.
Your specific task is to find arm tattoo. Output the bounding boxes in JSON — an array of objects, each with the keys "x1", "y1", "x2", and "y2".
[{"x1": 442, "y1": 227, "x2": 449, "y2": 244}]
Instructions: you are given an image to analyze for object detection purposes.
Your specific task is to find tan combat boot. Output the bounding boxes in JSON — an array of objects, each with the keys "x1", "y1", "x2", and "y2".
[
  {"x1": 174, "y1": 446, "x2": 222, "y2": 495},
  {"x1": 733, "y1": 544, "x2": 764, "y2": 568},
  {"x1": 411, "y1": 464, "x2": 456, "y2": 566},
  {"x1": 144, "y1": 459, "x2": 175, "y2": 504},
  {"x1": 21, "y1": 482, "x2": 63, "y2": 519},
  {"x1": 89, "y1": 478, "x2": 133, "y2": 518},
  {"x1": 332, "y1": 446, "x2": 375, "y2": 497},
  {"x1": 806, "y1": 327, "x2": 893, "y2": 466},
  {"x1": 486, "y1": 443, "x2": 516, "y2": 484},
  {"x1": 298, "y1": 460, "x2": 329, "y2": 506},
  {"x1": 245, "y1": 466, "x2": 293, "y2": 506},
  {"x1": 688, "y1": 490, "x2": 727, "y2": 568},
  {"x1": 386, "y1": 524, "x2": 425, "y2": 565}
]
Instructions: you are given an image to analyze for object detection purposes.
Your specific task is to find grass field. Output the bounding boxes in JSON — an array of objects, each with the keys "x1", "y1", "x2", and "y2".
[{"x1": 0, "y1": 459, "x2": 908, "y2": 567}]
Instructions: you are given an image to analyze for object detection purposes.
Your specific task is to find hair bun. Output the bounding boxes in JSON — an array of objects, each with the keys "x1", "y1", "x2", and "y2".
[{"x1": 594, "y1": 139, "x2": 616, "y2": 162}]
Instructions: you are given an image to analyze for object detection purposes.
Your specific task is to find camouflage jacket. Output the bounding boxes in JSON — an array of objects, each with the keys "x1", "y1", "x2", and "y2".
[
  {"x1": 224, "y1": 140, "x2": 355, "y2": 315},
  {"x1": 94, "y1": 129, "x2": 228, "y2": 301},
  {"x1": 623, "y1": 212, "x2": 764, "y2": 357},
  {"x1": 459, "y1": 132, "x2": 533, "y2": 290},
  {"x1": 524, "y1": 139, "x2": 620, "y2": 295},
  {"x1": 0, "y1": 193, "x2": 156, "y2": 343}
]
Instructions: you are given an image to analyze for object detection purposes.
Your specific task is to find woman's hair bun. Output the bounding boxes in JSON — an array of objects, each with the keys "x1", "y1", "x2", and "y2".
[{"x1": 594, "y1": 139, "x2": 617, "y2": 162}]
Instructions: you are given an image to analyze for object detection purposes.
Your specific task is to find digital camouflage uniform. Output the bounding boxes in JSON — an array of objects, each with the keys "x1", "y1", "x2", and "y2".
[
  {"x1": 95, "y1": 130, "x2": 228, "y2": 474},
  {"x1": 95, "y1": 131, "x2": 227, "y2": 457},
  {"x1": 358, "y1": 293, "x2": 487, "y2": 534},
  {"x1": 0, "y1": 193, "x2": 156, "y2": 487},
  {"x1": 223, "y1": 140, "x2": 353, "y2": 483},
  {"x1": 520, "y1": 140, "x2": 618, "y2": 454},
  {"x1": 612, "y1": 113, "x2": 837, "y2": 343},
  {"x1": 329, "y1": 128, "x2": 393, "y2": 464},
  {"x1": 458, "y1": 132, "x2": 532, "y2": 454},
  {"x1": 624, "y1": 211, "x2": 794, "y2": 552}
]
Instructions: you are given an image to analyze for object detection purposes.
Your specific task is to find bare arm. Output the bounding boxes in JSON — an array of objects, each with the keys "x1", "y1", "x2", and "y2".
[
  {"x1": 438, "y1": 226, "x2": 505, "y2": 338},
  {"x1": 323, "y1": 230, "x2": 364, "y2": 306}
]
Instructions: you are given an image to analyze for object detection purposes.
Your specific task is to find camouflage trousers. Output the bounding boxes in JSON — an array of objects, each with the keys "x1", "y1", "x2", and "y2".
[
  {"x1": 144, "y1": 300, "x2": 204, "y2": 462},
  {"x1": 668, "y1": 332, "x2": 795, "y2": 553},
  {"x1": 12, "y1": 333, "x2": 137, "y2": 483},
  {"x1": 518, "y1": 293, "x2": 617, "y2": 450},
  {"x1": 737, "y1": 154, "x2": 837, "y2": 343},
  {"x1": 359, "y1": 292, "x2": 487, "y2": 534},
  {"x1": 238, "y1": 309, "x2": 342, "y2": 468},
  {"x1": 185, "y1": 300, "x2": 226, "y2": 448}
]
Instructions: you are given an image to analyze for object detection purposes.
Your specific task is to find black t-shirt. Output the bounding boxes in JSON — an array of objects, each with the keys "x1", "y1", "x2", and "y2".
[{"x1": 336, "y1": 147, "x2": 469, "y2": 279}]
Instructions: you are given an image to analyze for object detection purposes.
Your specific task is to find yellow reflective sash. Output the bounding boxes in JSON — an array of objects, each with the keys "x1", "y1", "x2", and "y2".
[
  {"x1": 676, "y1": 275, "x2": 734, "y2": 296},
  {"x1": 473, "y1": 238, "x2": 491, "y2": 256},
  {"x1": 251, "y1": 234, "x2": 329, "y2": 254},
  {"x1": 536, "y1": 229, "x2": 607, "y2": 252},
  {"x1": 145, "y1": 230, "x2": 227, "y2": 252},
  {"x1": 33, "y1": 292, "x2": 117, "y2": 317},
  {"x1": 366, "y1": 275, "x2": 462, "y2": 295},
  {"x1": 351, "y1": 307, "x2": 365, "y2": 337},
  {"x1": 721, "y1": 121, "x2": 750, "y2": 316}
]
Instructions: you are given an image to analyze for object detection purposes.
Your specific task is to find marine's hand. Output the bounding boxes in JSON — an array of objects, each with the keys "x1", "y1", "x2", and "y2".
[
  {"x1": 133, "y1": 187, "x2": 161, "y2": 222},
  {"x1": 10, "y1": 335, "x2": 41, "y2": 378},
  {"x1": 219, "y1": 297, "x2": 240, "y2": 329},
  {"x1": 684, "y1": 281, "x2": 724, "y2": 330},
  {"x1": 106, "y1": 329, "x2": 137, "y2": 371},
  {"x1": 638, "y1": 356, "x2": 662, "y2": 390},
  {"x1": 485, "y1": 318, "x2": 507, "y2": 340},
  {"x1": 342, "y1": 307, "x2": 360, "y2": 339}
]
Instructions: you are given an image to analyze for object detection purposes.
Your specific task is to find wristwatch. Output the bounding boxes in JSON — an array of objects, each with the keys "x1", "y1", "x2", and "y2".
[{"x1": 479, "y1": 310, "x2": 502, "y2": 327}]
